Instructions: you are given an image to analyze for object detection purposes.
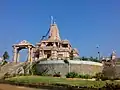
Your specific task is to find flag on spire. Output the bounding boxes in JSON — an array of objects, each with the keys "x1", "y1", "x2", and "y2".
[
  {"x1": 51, "y1": 16, "x2": 54, "y2": 24},
  {"x1": 96, "y1": 44, "x2": 100, "y2": 48}
]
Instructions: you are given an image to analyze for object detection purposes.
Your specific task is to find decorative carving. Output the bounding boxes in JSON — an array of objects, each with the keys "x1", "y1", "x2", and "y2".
[{"x1": 18, "y1": 40, "x2": 31, "y2": 45}]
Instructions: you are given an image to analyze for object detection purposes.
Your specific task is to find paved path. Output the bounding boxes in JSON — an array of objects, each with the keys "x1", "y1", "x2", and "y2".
[{"x1": 0, "y1": 84, "x2": 48, "y2": 90}]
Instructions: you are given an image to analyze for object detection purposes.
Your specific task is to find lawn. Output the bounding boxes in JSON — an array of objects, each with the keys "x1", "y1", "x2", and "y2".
[{"x1": 5, "y1": 76, "x2": 119, "y2": 88}]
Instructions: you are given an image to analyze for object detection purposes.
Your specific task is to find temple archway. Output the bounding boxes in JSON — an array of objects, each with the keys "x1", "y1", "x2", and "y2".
[
  {"x1": 19, "y1": 49, "x2": 28, "y2": 62},
  {"x1": 12, "y1": 40, "x2": 35, "y2": 63}
]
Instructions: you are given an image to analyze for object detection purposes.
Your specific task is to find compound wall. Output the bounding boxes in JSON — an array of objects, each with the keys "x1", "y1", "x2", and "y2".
[{"x1": 36, "y1": 60, "x2": 103, "y2": 76}]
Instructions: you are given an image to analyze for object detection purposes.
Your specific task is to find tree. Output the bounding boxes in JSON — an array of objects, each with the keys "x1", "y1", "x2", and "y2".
[
  {"x1": 3, "y1": 51, "x2": 9, "y2": 60},
  {"x1": 81, "y1": 56, "x2": 88, "y2": 61},
  {"x1": 89, "y1": 56, "x2": 100, "y2": 62},
  {"x1": 89, "y1": 56, "x2": 94, "y2": 61}
]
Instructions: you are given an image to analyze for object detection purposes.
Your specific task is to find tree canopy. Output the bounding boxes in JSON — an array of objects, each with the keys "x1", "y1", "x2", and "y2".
[
  {"x1": 80, "y1": 56, "x2": 100, "y2": 62},
  {"x1": 2, "y1": 51, "x2": 9, "y2": 60}
]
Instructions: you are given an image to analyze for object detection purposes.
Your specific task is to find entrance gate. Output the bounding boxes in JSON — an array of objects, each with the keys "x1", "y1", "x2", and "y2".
[{"x1": 12, "y1": 40, "x2": 35, "y2": 63}]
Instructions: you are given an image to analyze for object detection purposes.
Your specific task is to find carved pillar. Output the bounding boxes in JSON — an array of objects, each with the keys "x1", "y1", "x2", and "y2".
[
  {"x1": 13, "y1": 46, "x2": 18, "y2": 63},
  {"x1": 28, "y1": 46, "x2": 31, "y2": 62},
  {"x1": 17, "y1": 51, "x2": 20, "y2": 62},
  {"x1": 30, "y1": 48, "x2": 33, "y2": 62},
  {"x1": 42, "y1": 49, "x2": 45, "y2": 58}
]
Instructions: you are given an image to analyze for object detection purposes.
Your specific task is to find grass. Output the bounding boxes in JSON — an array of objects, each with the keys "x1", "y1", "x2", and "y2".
[{"x1": 5, "y1": 76, "x2": 119, "y2": 88}]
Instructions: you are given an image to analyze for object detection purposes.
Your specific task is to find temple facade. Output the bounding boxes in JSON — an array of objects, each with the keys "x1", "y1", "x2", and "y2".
[
  {"x1": 34, "y1": 21, "x2": 79, "y2": 60},
  {"x1": 12, "y1": 19, "x2": 79, "y2": 63}
]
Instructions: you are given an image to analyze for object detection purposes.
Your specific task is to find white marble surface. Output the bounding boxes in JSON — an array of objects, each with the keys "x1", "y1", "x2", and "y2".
[{"x1": 38, "y1": 60, "x2": 103, "y2": 66}]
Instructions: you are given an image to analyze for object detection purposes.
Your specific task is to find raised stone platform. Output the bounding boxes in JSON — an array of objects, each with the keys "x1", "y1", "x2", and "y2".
[{"x1": 36, "y1": 60, "x2": 103, "y2": 76}]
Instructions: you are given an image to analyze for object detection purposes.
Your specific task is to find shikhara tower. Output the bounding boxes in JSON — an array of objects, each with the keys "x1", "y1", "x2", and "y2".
[{"x1": 35, "y1": 17, "x2": 79, "y2": 60}]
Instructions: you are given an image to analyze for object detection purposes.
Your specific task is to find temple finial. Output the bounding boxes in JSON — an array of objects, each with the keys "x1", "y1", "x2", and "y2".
[
  {"x1": 51, "y1": 16, "x2": 54, "y2": 25},
  {"x1": 53, "y1": 19, "x2": 56, "y2": 24},
  {"x1": 51, "y1": 16, "x2": 56, "y2": 25}
]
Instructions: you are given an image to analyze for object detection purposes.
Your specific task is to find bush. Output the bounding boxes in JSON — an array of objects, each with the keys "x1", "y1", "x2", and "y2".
[
  {"x1": 94, "y1": 72, "x2": 104, "y2": 81},
  {"x1": 79, "y1": 74, "x2": 92, "y2": 79},
  {"x1": 101, "y1": 76, "x2": 109, "y2": 81},
  {"x1": 36, "y1": 72, "x2": 52, "y2": 76},
  {"x1": 66, "y1": 72, "x2": 78, "y2": 78},
  {"x1": 65, "y1": 72, "x2": 119, "y2": 80},
  {"x1": 94, "y1": 72, "x2": 120, "y2": 81},
  {"x1": 53, "y1": 72, "x2": 61, "y2": 77},
  {"x1": 103, "y1": 83, "x2": 120, "y2": 89}
]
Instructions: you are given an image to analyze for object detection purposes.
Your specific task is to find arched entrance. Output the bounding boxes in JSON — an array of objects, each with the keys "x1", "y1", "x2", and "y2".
[{"x1": 12, "y1": 40, "x2": 35, "y2": 63}]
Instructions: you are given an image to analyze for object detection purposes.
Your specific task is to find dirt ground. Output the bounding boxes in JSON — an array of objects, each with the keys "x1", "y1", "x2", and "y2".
[{"x1": 0, "y1": 84, "x2": 47, "y2": 90}]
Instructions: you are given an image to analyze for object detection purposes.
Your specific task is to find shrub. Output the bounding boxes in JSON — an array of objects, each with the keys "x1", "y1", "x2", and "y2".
[
  {"x1": 53, "y1": 72, "x2": 61, "y2": 77},
  {"x1": 85, "y1": 74, "x2": 92, "y2": 79},
  {"x1": 78, "y1": 74, "x2": 92, "y2": 79},
  {"x1": 36, "y1": 72, "x2": 52, "y2": 76},
  {"x1": 113, "y1": 77, "x2": 120, "y2": 80},
  {"x1": 94, "y1": 72, "x2": 120, "y2": 81},
  {"x1": 101, "y1": 76, "x2": 109, "y2": 81},
  {"x1": 94, "y1": 72, "x2": 104, "y2": 81},
  {"x1": 66, "y1": 72, "x2": 78, "y2": 78}
]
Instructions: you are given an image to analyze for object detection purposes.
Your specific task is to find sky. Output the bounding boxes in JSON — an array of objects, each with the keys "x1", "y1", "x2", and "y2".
[{"x1": 0, "y1": 0, "x2": 120, "y2": 61}]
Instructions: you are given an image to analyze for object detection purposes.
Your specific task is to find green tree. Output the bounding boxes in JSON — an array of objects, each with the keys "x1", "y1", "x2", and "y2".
[
  {"x1": 81, "y1": 56, "x2": 88, "y2": 61},
  {"x1": 3, "y1": 51, "x2": 9, "y2": 60},
  {"x1": 89, "y1": 56, "x2": 100, "y2": 62},
  {"x1": 89, "y1": 56, "x2": 94, "y2": 61}
]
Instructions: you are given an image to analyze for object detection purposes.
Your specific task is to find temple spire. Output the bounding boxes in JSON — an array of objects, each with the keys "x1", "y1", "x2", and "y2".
[{"x1": 48, "y1": 16, "x2": 61, "y2": 41}]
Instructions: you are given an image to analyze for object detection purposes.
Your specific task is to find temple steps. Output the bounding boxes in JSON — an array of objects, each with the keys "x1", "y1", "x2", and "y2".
[{"x1": 0, "y1": 62, "x2": 25, "y2": 79}]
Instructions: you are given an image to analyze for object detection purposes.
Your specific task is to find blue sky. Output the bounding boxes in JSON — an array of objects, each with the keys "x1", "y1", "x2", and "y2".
[{"x1": 0, "y1": 0, "x2": 120, "y2": 61}]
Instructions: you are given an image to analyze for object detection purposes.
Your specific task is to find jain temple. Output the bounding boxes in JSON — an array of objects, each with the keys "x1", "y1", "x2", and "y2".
[
  {"x1": 12, "y1": 18, "x2": 79, "y2": 63},
  {"x1": 10, "y1": 18, "x2": 104, "y2": 77}
]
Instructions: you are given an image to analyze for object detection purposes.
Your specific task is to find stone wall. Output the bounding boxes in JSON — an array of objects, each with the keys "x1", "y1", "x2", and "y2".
[
  {"x1": 115, "y1": 65, "x2": 120, "y2": 77},
  {"x1": 36, "y1": 60, "x2": 103, "y2": 76}
]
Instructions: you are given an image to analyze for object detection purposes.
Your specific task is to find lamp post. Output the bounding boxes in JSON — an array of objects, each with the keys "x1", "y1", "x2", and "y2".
[{"x1": 96, "y1": 45, "x2": 101, "y2": 60}]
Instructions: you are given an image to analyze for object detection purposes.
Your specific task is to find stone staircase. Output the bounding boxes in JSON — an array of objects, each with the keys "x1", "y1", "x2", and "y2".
[
  {"x1": 0, "y1": 62, "x2": 25, "y2": 79},
  {"x1": 0, "y1": 58, "x2": 43, "y2": 79}
]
